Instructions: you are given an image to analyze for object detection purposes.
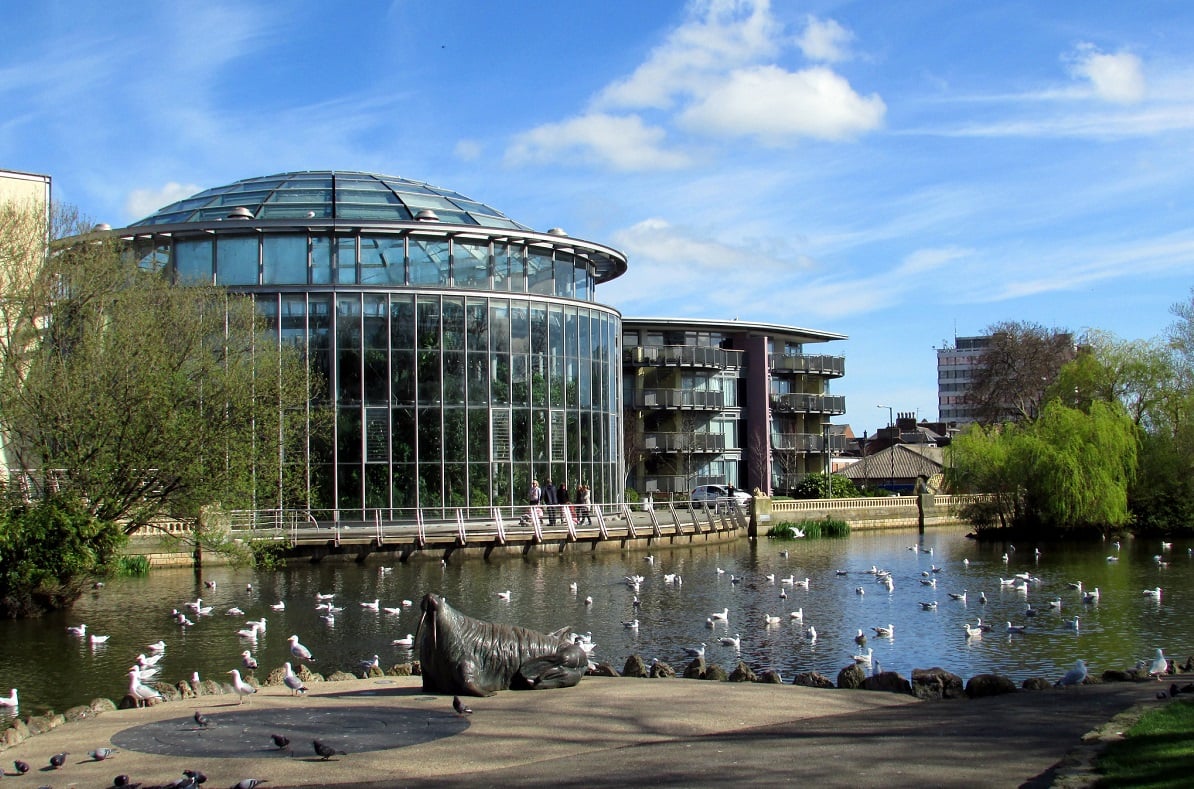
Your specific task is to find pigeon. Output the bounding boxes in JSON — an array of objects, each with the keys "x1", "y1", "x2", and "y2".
[
  {"x1": 113, "y1": 774, "x2": 141, "y2": 787},
  {"x1": 270, "y1": 733, "x2": 291, "y2": 752},
  {"x1": 90, "y1": 747, "x2": 118, "y2": 761},
  {"x1": 313, "y1": 739, "x2": 347, "y2": 760},
  {"x1": 453, "y1": 695, "x2": 473, "y2": 715},
  {"x1": 50, "y1": 751, "x2": 69, "y2": 769},
  {"x1": 194, "y1": 709, "x2": 211, "y2": 728},
  {"x1": 13, "y1": 759, "x2": 30, "y2": 774},
  {"x1": 231, "y1": 780, "x2": 268, "y2": 789}
]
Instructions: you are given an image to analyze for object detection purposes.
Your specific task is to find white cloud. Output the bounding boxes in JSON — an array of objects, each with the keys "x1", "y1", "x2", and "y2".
[
  {"x1": 454, "y1": 139, "x2": 482, "y2": 161},
  {"x1": 679, "y1": 65, "x2": 885, "y2": 142},
  {"x1": 894, "y1": 246, "x2": 972, "y2": 276},
  {"x1": 124, "y1": 182, "x2": 203, "y2": 219},
  {"x1": 593, "y1": 0, "x2": 781, "y2": 110},
  {"x1": 1067, "y1": 44, "x2": 1146, "y2": 104},
  {"x1": 796, "y1": 16, "x2": 853, "y2": 63},
  {"x1": 504, "y1": 114, "x2": 689, "y2": 170}
]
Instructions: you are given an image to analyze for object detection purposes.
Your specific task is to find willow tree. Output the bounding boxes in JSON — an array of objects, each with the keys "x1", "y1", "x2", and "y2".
[
  {"x1": 947, "y1": 400, "x2": 1136, "y2": 535},
  {"x1": 0, "y1": 203, "x2": 320, "y2": 534}
]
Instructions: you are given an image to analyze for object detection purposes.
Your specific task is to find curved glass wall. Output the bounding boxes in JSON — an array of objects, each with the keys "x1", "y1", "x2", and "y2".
[{"x1": 125, "y1": 229, "x2": 623, "y2": 520}]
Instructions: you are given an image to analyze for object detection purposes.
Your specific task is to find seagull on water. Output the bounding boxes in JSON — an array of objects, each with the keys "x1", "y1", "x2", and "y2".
[
  {"x1": 236, "y1": 626, "x2": 260, "y2": 640},
  {"x1": 963, "y1": 623, "x2": 983, "y2": 638},
  {"x1": 1143, "y1": 587, "x2": 1163, "y2": 599},
  {"x1": 1065, "y1": 616, "x2": 1080, "y2": 631},
  {"x1": 854, "y1": 629, "x2": 867, "y2": 646},
  {"x1": 147, "y1": 640, "x2": 166, "y2": 652},
  {"x1": 948, "y1": 590, "x2": 967, "y2": 603},
  {"x1": 227, "y1": 669, "x2": 257, "y2": 704},
  {"x1": 719, "y1": 633, "x2": 741, "y2": 649},
  {"x1": 0, "y1": 688, "x2": 17, "y2": 707},
  {"x1": 226, "y1": 606, "x2": 245, "y2": 616},
  {"x1": 710, "y1": 607, "x2": 729, "y2": 622},
  {"x1": 1083, "y1": 588, "x2": 1100, "y2": 603},
  {"x1": 1056, "y1": 659, "x2": 1088, "y2": 687},
  {"x1": 360, "y1": 598, "x2": 380, "y2": 611},
  {"x1": 497, "y1": 590, "x2": 512, "y2": 601},
  {"x1": 793, "y1": 578, "x2": 810, "y2": 589},
  {"x1": 622, "y1": 619, "x2": 639, "y2": 629},
  {"x1": 873, "y1": 624, "x2": 895, "y2": 638},
  {"x1": 1148, "y1": 648, "x2": 1169, "y2": 680},
  {"x1": 789, "y1": 608, "x2": 804, "y2": 620},
  {"x1": 764, "y1": 614, "x2": 781, "y2": 626},
  {"x1": 89, "y1": 633, "x2": 110, "y2": 645},
  {"x1": 383, "y1": 606, "x2": 403, "y2": 615},
  {"x1": 391, "y1": 634, "x2": 415, "y2": 648},
  {"x1": 67, "y1": 623, "x2": 87, "y2": 637},
  {"x1": 919, "y1": 601, "x2": 938, "y2": 611},
  {"x1": 241, "y1": 650, "x2": 258, "y2": 670},
  {"x1": 288, "y1": 635, "x2": 314, "y2": 661},
  {"x1": 270, "y1": 600, "x2": 286, "y2": 611},
  {"x1": 852, "y1": 647, "x2": 874, "y2": 666},
  {"x1": 806, "y1": 625, "x2": 817, "y2": 642},
  {"x1": 1007, "y1": 621, "x2": 1027, "y2": 634}
]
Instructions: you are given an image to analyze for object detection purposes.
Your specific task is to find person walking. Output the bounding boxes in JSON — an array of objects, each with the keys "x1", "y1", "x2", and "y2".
[
  {"x1": 577, "y1": 481, "x2": 592, "y2": 525},
  {"x1": 522, "y1": 478, "x2": 542, "y2": 525},
  {"x1": 557, "y1": 481, "x2": 571, "y2": 522},
  {"x1": 542, "y1": 479, "x2": 558, "y2": 527}
]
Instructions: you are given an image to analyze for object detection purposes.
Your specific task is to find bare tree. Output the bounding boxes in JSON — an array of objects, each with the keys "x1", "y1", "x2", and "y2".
[{"x1": 966, "y1": 321, "x2": 1076, "y2": 425}]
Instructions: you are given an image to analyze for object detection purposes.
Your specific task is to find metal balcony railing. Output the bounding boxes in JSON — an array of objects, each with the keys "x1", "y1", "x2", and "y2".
[
  {"x1": 770, "y1": 393, "x2": 846, "y2": 415},
  {"x1": 643, "y1": 432, "x2": 726, "y2": 453},
  {"x1": 623, "y1": 345, "x2": 743, "y2": 370},
  {"x1": 771, "y1": 432, "x2": 850, "y2": 452},
  {"x1": 630, "y1": 388, "x2": 726, "y2": 410},
  {"x1": 771, "y1": 354, "x2": 845, "y2": 377}
]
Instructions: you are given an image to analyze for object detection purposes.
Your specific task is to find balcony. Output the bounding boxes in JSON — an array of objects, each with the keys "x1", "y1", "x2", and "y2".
[
  {"x1": 630, "y1": 388, "x2": 725, "y2": 411},
  {"x1": 771, "y1": 393, "x2": 846, "y2": 415},
  {"x1": 641, "y1": 475, "x2": 722, "y2": 494},
  {"x1": 623, "y1": 345, "x2": 743, "y2": 370},
  {"x1": 644, "y1": 432, "x2": 726, "y2": 453},
  {"x1": 771, "y1": 432, "x2": 850, "y2": 453},
  {"x1": 771, "y1": 354, "x2": 845, "y2": 378}
]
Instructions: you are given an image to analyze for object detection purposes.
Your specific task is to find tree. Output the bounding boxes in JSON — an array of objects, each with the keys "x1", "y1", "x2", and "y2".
[
  {"x1": 965, "y1": 321, "x2": 1076, "y2": 425},
  {"x1": 791, "y1": 472, "x2": 859, "y2": 499},
  {"x1": 0, "y1": 203, "x2": 322, "y2": 534},
  {"x1": 946, "y1": 400, "x2": 1136, "y2": 535}
]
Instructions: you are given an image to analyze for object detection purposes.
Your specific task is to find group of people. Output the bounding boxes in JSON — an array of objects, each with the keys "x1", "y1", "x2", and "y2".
[{"x1": 523, "y1": 478, "x2": 592, "y2": 526}]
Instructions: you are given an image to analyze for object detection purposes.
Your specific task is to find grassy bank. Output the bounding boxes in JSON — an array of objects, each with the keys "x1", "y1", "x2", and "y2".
[
  {"x1": 765, "y1": 516, "x2": 850, "y2": 540},
  {"x1": 1094, "y1": 698, "x2": 1194, "y2": 787}
]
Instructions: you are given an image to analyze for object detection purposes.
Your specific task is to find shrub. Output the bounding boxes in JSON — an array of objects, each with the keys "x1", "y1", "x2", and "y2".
[
  {"x1": 766, "y1": 516, "x2": 850, "y2": 540},
  {"x1": 116, "y1": 555, "x2": 151, "y2": 576}
]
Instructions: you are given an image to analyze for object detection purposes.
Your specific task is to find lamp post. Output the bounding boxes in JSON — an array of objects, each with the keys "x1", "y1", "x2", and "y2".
[{"x1": 877, "y1": 404, "x2": 894, "y2": 494}]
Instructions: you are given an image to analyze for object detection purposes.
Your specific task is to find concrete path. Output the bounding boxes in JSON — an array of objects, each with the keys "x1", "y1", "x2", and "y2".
[{"x1": 0, "y1": 675, "x2": 1159, "y2": 788}]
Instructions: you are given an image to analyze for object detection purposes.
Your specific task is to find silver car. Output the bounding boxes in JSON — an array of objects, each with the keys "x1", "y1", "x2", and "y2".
[{"x1": 690, "y1": 484, "x2": 751, "y2": 508}]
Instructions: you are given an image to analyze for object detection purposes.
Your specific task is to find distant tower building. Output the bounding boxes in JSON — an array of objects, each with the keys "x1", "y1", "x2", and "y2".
[{"x1": 936, "y1": 335, "x2": 990, "y2": 425}]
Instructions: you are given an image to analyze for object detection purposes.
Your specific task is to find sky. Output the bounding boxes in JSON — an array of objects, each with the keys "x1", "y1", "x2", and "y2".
[{"x1": 3, "y1": 0, "x2": 1193, "y2": 437}]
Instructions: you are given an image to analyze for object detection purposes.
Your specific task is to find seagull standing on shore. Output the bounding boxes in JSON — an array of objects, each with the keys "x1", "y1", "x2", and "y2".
[
  {"x1": 288, "y1": 635, "x2": 314, "y2": 661},
  {"x1": 283, "y1": 661, "x2": 309, "y2": 695},
  {"x1": 227, "y1": 669, "x2": 257, "y2": 704},
  {"x1": 127, "y1": 668, "x2": 162, "y2": 707},
  {"x1": 1148, "y1": 648, "x2": 1169, "y2": 680},
  {"x1": 1057, "y1": 659, "x2": 1088, "y2": 687}
]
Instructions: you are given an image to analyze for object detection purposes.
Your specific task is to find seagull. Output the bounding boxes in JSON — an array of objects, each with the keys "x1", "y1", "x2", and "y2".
[
  {"x1": 780, "y1": 588, "x2": 788, "y2": 599},
  {"x1": 316, "y1": 592, "x2": 335, "y2": 600},
  {"x1": 271, "y1": 733, "x2": 292, "y2": 751},
  {"x1": 764, "y1": 614, "x2": 781, "y2": 626},
  {"x1": 288, "y1": 635, "x2": 314, "y2": 661},
  {"x1": 193, "y1": 709, "x2": 210, "y2": 728},
  {"x1": 392, "y1": 633, "x2": 415, "y2": 648},
  {"x1": 854, "y1": 629, "x2": 867, "y2": 646},
  {"x1": 569, "y1": 581, "x2": 579, "y2": 593},
  {"x1": 999, "y1": 577, "x2": 1016, "y2": 587},
  {"x1": 360, "y1": 599, "x2": 380, "y2": 611},
  {"x1": 1106, "y1": 555, "x2": 1120, "y2": 562},
  {"x1": 227, "y1": 669, "x2": 257, "y2": 703},
  {"x1": 683, "y1": 643, "x2": 706, "y2": 658},
  {"x1": 719, "y1": 633, "x2": 741, "y2": 649},
  {"x1": 128, "y1": 669, "x2": 162, "y2": 707},
  {"x1": 226, "y1": 606, "x2": 245, "y2": 616},
  {"x1": 89, "y1": 633, "x2": 110, "y2": 645},
  {"x1": 978, "y1": 591, "x2": 988, "y2": 604},
  {"x1": 1148, "y1": 648, "x2": 1169, "y2": 680},
  {"x1": 0, "y1": 688, "x2": 17, "y2": 707},
  {"x1": 962, "y1": 623, "x2": 983, "y2": 639},
  {"x1": 1049, "y1": 598, "x2": 1063, "y2": 610},
  {"x1": 1067, "y1": 581, "x2": 1084, "y2": 591},
  {"x1": 360, "y1": 654, "x2": 381, "y2": 672},
  {"x1": 313, "y1": 739, "x2": 347, "y2": 760},
  {"x1": 1143, "y1": 587, "x2": 1163, "y2": 599},
  {"x1": 622, "y1": 619, "x2": 639, "y2": 629},
  {"x1": 89, "y1": 747, "x2": 117, "y2": 761},
  {"x1": 236, "y1": 626, "x2": 260, "y2": 640},
  {"x1": 855, "y1": 586, "x2": 865, "y2": 595},
  {"x1": 920, "y1": 578, "x2": 937, "y2": 588},
  {"x1": 147, "y1": 640, "x2": 166, "y2": 652},
  {"x1": 872, "y1": 624, "x2": 895, "y2": 638},
  {"x1": 1083, "y1": 588, "x2": 1100, "y2": 603},
  {"x1": 271, "y1": 600, "x2": 286, "y2": 611},
  {"x1": 497, "y1": 590, "x2": 511, "y2": 601},
  {"x1": 806, "y1": 625, "x2": 817, "y2": 642},
  {"x1": 453, "y1": 695, "x2": 473, "y2": 715},
  {"x1": 584, "y1": 596, "x2": 593, "y2": 606},
  {"x1": 383, "y1": 606, "x2": 403, "y2": 615},
  {"x1": 852, "y1": 647, "x2": 874, "y2": 665},
  {"x1": 67, "y1": 623, "x2": 87, "y2": 637},
  {"x1": 793, "y1": 578, "x2": 810, "y2": 589},
  {"x1": 1057, "y1": 659, "x2": 1088, "y2": 687},
  {"x1": 283, "y1": 661, "x2": 308, "y2": 695},
  {"x1": 1024, "y1": 604, "x2": 1038, "y2": 617},
  {"x1": 1066, "y1": 616, "x2": 1080, "y2": 631},
  {"x1": 780, "y1": 575, "x2": 795, "y2": 585},
  {"x1": 919, "y1": 601, "x2": 938, "y2": 611},
  {"x1": 948, "y1": 591, "x2": 967, "y2": 603},
  {"x1": 138, "y1": 652, "x2": 163, "y2": 667},
  {"x1": 710, "y1": 607, "x2": 729, "y2": 622},
  {"x1": 789, "y1": 608, "x2": 804, "y2": 620},
  {"x1": 1007, "y1": 621, "x2": 1027, "y2": 634},
  {"x1": 241, "y1": 650, "x2": 258, "y2": 670}
]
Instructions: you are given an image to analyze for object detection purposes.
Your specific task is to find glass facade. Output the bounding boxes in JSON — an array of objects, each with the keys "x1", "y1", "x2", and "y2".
[{"x1": 120, "y1": 172, "x2": 627, "y2": 519}]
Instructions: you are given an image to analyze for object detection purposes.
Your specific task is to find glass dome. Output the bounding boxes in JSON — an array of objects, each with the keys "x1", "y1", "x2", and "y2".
[{"x1": 129, "y1": 171, "x2": 534, "y2": 230}]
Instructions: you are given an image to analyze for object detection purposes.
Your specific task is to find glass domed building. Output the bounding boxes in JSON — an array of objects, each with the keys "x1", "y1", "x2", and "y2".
[{"x1": 116, "y1": 171, "x2": 627, "y2": 519}]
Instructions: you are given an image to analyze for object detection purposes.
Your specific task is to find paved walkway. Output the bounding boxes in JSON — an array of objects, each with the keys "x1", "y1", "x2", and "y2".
[{"x1": 0, "y1": 675, "x2": 1159, "y2": 788}]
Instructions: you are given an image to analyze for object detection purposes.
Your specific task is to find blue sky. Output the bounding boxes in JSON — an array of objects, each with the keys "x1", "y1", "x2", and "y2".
[{"x1": 4, "y1": 1, "x2": 1192, "y2": 437}]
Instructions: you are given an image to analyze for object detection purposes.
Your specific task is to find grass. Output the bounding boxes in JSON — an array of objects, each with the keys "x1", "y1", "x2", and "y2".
[
  {"x1": 765, "y1": 516, "x2": 850, "y2": 540},
  {"x1": 1094, "y1": 698, "x2": 1194, "y2": 788},
  {"x1": 115, "y1": 554, "x2": 150, "y2": 576}
]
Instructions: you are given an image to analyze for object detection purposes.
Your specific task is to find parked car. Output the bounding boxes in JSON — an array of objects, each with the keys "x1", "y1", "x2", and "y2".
[{"x1": 690, "y1": 484, "x2": 751, "y2": 508}]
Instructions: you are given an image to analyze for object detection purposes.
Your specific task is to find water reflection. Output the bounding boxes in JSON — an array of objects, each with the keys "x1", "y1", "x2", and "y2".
[{"x1": 1, "y1": 526, "x2": 1189, "y2": 717}]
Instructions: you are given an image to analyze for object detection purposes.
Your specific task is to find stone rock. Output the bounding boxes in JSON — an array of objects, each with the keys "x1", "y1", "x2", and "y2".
[
  {"x1": 197, "y1": 679, "x2": 223, "y2": 696},
  {"x1": 757, "y1": 670, "x2": 783, "y2": 684},
  {"x1": 650, "y1": 661, "x2": 676, "y2": 679},
  {"x1": 1101, "y1": 670, "x2": 1134, "y2": 683},
  {"x1": 861, "y1": 671, "x2": 912, "y2": 695},
  {"x1": 63, "y1": 704, "x2": 95, "y2": 722},
  {"x1": 728, "y1": 662, "x2": 757, "y2": 683},
  {"x1": 623, "y1": 655, "x2": 649, "y2": 678},
  {"x1": 89, "y1": 698, "x2": 117, "y2": 715},
  {"x1": 911, "y1": 667, "x2": 965, "y2": 700},
  {"x1": 682, "y1": 657, "x2": 707, "y2": 679},
  {"x1": 965, "y1": 673, "x2": 1017, "y2": 698},
  {"x1": 363, "y1": 666, "x2": 384, "y2": 679},
  {"x1": 148, "y1": 681, "x2": 179, "y2": 702},
  {"x1": 837, "y1": 663, "x2": 866, "y2": 689},
  {"x1": 24, "y1": 713, "x2": 65, "y2": 735},
  {"x1": 1021, "y1": 677, "x2": 1051, "y2": 691},
  {"x1": 2, "y1": 724, "x2": 28, "y2": 748},
  {"x1": 704, "y1": 664, "x2": 728, "y2": 682},
  {"x1": 175, "y1": 681, "x2": 196, "y2": 699},
  {"x1": 792, "y1": 671, "x2": 834, "y2": 689},
  {"x1": 263, "y1": 667, "x2": 287, "y2": 687},
  {"x1": 587, "y1": 662, "x2": 620, "y2": 678},
  {"x1": 387, "y1": 663, "x2": 415, "y2": 676},
  {"x1": 326, "y1": 671, "x2": 357, "y2": 682},
  {"x1": 297, "y1": 665, "x2": 325, "y2": 683}
]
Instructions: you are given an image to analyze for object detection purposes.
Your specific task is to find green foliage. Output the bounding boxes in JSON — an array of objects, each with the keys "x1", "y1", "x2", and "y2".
[
  {"x1": 766, "y1": 517, "x2": 850, "y2": 539},
  {"x1": 249, "y1": 539, "x2": 286, "y2": 571},
  {"x1": 624, "y1": 487, "x2": 642, "y2": 504},
  {"x1": 1095, "y1": 698, "x2": 1194, "y2": 788},
  {"x1": 790, "y1": 473, "x2": 860, "y2": 499},
  {"x1": 0, "y1": 204, "x2": 325, "y2": 531},
  {"x1": 0, "y1": 495, "x2": 126, "y2": 617},
  {"x1": 115, "y1": 554, "x2": 150, "y2": 576},
  {"x1": 946, "y1": 400, "x2": 1136, "y2": 534}
]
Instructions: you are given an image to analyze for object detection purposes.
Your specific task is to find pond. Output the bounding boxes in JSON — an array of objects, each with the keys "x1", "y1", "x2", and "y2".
[{"x1": 1, "y1": 525, "x2": 1188, "y2": 719}]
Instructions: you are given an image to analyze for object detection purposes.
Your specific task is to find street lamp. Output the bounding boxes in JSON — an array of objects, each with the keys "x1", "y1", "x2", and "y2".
[{"x1": 877, "y1": 405, "x2": 895, "y2": 494}]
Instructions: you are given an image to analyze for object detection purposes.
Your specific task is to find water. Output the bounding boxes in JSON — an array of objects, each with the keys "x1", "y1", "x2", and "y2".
[{"x1": 1, "y1": 526, "x2": 1189, "y2": 720}]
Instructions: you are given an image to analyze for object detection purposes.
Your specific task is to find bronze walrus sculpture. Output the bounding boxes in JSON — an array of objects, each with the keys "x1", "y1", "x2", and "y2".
[{"x1": 417, "y1": 593, "x2": 588, "y2": 696}]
